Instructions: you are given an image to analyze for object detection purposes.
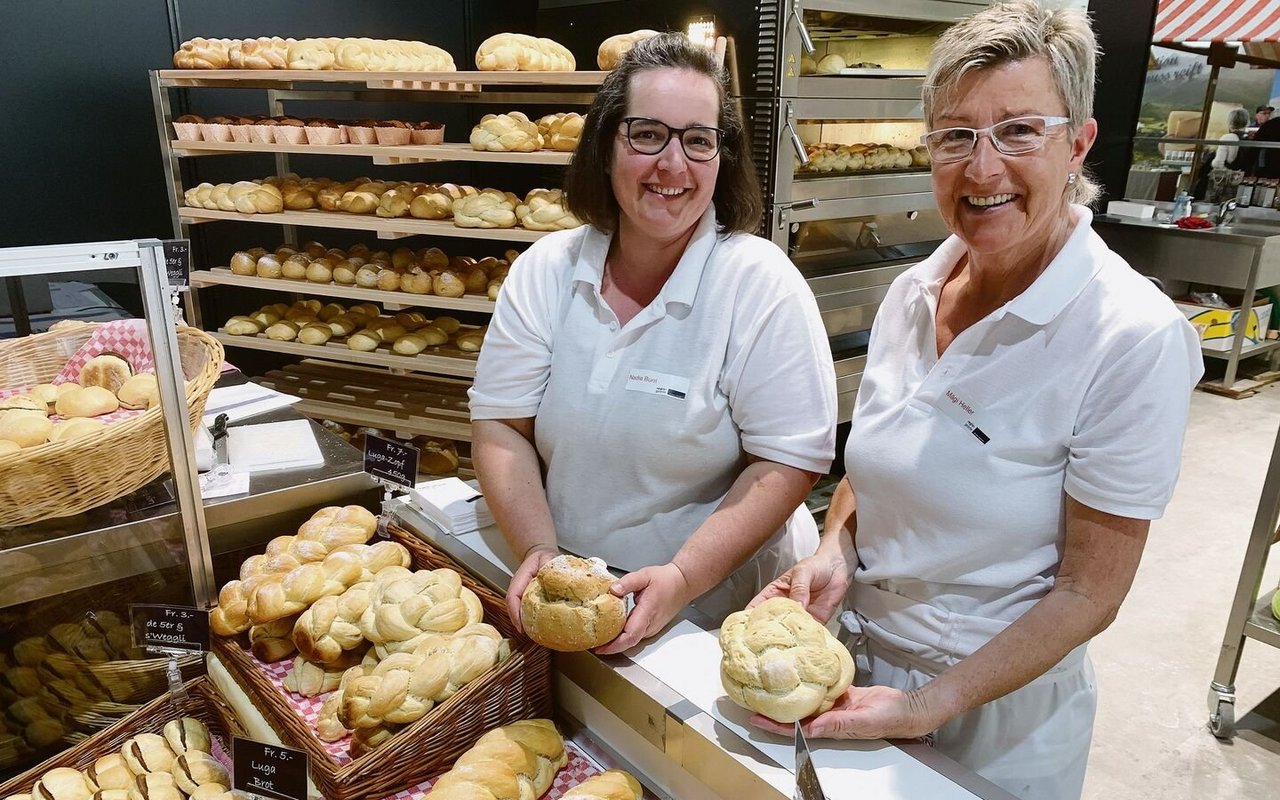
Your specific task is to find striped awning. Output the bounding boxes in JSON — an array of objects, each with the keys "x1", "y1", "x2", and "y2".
[{"x1": 1154, "y1": 0, "x2": 1280, "y2": 43}]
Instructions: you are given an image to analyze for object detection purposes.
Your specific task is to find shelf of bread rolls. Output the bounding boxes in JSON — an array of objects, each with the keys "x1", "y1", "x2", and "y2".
[
  {"x1": 158, "y1": 69, "x2": 607, "y2": 89},
  {"x1": 170, "y1": 140, "x2": 575, "y2": 166},
  {"x1": 258, "y1": 361, "x2": 474, "y2": 442},
  {"x1": 212, "y1": 332, "x2": 479, "y2": 378},
  {"x1": 178, "y1": 208, "x2": 549, "y2": 242},
  {"x1": 192, "y1": 269, "x2": 498, "y2": 313}
]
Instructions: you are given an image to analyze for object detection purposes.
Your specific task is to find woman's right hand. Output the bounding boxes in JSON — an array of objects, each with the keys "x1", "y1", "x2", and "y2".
[
  {"x1": 748, "y1": 547, "x2": 851, "y2": 623},
  {"x1": 506, "y1": 543, "x2": 560, "y2": 634}
]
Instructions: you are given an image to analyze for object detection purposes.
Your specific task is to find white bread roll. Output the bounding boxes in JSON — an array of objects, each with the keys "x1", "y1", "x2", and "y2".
[
  {"x1": 117, "y1": 374, "x2": 160, "y2": 410},
  {"x1": 719, "y1": 596, "x2": 856, "y2": 723},
  {"x1": 521, "y1": 555, "x2": 626, "y2": 651},
  {"x1": 56, "y1": 386, "x2": 120, "y2": 418},
  {"x1": 79, "y1": 354, "x2": 133, "y2": 393},
  {"x1": 49, "y1": 418, "x2": 104, "y2": 443},
  {"x1": 0, "y1": 439, "x2": 21, "y2": 455}
]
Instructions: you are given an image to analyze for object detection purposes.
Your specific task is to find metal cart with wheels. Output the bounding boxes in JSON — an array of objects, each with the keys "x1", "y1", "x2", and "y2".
[{"x1": 1207, "y1": 418, "x2": 1280, "y2": 739}]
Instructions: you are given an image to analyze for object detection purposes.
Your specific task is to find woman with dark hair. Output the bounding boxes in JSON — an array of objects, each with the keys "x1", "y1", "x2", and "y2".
[
  {"x1": 1235, "y1": 116, "x2": 1280, "y2": 178},
  {"x1": 469, "y1": 32, "x2": 836, "y2": 653}
]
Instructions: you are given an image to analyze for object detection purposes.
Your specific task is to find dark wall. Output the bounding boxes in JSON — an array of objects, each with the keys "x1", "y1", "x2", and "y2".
[{"x1": 1088, "y1": 0, "x2": 1159, "y2": 206}]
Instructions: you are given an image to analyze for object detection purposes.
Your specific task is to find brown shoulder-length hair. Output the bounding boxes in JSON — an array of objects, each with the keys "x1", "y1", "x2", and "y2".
[{"x1": 564, "y1": 32, "x2": 763, "y2": 235}]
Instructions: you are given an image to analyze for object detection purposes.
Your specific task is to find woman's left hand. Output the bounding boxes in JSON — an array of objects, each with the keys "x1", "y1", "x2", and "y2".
[
  {"x1": 750, "y1": 685, "x2": 939, "y2": 741},
  {"x1": 593, "y1": 563, "x2": 693, "y2": 655}
]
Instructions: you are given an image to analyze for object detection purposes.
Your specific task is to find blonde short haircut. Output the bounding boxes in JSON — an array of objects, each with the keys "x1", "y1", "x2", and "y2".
[{"x1": 924, "y1": 0, "x2": 1100, "y2": 205}]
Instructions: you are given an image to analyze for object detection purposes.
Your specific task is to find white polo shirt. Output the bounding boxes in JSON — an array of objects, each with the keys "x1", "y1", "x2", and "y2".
[
  {"x1": 469, "y1": 207, "x2": 837, "y2": 572},
  {"x1": 844, "y1": 205, "x2": 1202, "y2": 666}
]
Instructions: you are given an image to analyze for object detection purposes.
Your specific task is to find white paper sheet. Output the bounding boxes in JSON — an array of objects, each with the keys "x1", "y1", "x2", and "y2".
[
  {"x1": 202, "y1": 383, "x2": 300, "y2": 427},
  {"x1": 227, "y1": 418, "x2": 324, "y2": 473},
  {"x1": 627, "y1": 621, "x2": 980, "y2": 800}
]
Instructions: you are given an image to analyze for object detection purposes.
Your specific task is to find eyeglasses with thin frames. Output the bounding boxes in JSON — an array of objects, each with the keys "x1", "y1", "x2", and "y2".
[
  {"x1": 920, "y1": 115, "x2": 1071, "y2": 164},
  {"x1": 620, "y1": 116, "x2": 725, "y2": 162}
]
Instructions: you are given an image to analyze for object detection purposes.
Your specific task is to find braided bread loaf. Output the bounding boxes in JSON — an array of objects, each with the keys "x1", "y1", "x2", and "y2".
[
  {"x1": 719, "y1": 597, "x2": 855, "y2": 723},
  {"x1": 248, "y1": 616, "x2": 299, "y2": 662},
  {"x1": 470, "y1": 112, "x2": 543, "y2": 152},
  {"x1": 596, "y1": 30, "x2": 659, "y2": 70},
  {"x1": 475, "y1": 33, "x2": 575, "y2": 72},
  {"x1": 358, "y1": 567, "x2": 484, "y2": 655},
  {"x1": 173, "y1": 38, "x2": 233, "y2": 69},
  {"x1": 229, "y1": 37, "x2": 292, "y2": 69},
  {"x1": 293, "y1": 580, "x2": 376, "y2": 663},
  {"x1": 409, "y1": 183, "x2": 478, "y2": 220},
  {"x1": 282, "y1": 650, "x2": 365, "y2": 697},
  {"x1": 516, "y1": 189, "x2": 583, "y2": 232},
  {"x1": 426, "y1": 719, "x2": 567, "y2": 799},
  {"x1": 340, "y1": 623, "x2": 509, "y2": 733},
  {"x1": 535, "y1": 113, "x2": 584, "y2": 152},
  {"x1": 452, "y1": 191, "x2": 518, "y2": 229}
]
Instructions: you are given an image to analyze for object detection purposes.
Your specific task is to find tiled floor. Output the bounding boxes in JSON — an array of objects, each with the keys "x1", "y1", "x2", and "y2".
[{"x1": 1083, "y1": 386, "x2": 1280, "y2": 799}]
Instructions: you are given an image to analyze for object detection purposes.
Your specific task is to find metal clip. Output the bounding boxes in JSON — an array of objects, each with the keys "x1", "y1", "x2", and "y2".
[
  {"x1": 166, "y1": 655, "x2": 188, "y2": 701},
  {"x1": 377, "y1": 486, "x2": 395, "y2": 539}
]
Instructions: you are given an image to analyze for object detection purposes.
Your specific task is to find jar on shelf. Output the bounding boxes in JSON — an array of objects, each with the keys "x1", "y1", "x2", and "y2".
[{"x1": 1237, "y1": 178, "x2": 1255, "y2": 207}]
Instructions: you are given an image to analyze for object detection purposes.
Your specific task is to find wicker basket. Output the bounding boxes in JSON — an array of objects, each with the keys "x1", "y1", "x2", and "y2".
[
  {"x1": 0, "y1": 677, "x2": 246, "y2": 798},
  {"x1": 41, "y1": 651, "x2": 205, "y2": 704},
  {"x1": 212, "y1": 524, "x2": 554, "y2": 800},
  {"x1": 0, "y1": 322, "x2": 224, "y2": 527}
]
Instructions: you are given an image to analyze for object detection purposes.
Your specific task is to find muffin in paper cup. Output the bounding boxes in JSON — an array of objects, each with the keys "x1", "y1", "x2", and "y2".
[
  {"x1": 172, "y1": 121, "x2": 202, "y2": 141},
  {"x1": 344, "y1": 124, "x2": 377, "y2": 145},
  {"x1": 229, "y1": 123, "x2": 254, "y2": 143},
  {"x1": 273, "y1": 126, "x2": 307, "y2": 145},
  {"x1": 198, "y1": 123, "x2": 233, "y2": 142},
  {"x1": 305, "y1": 126, "x2": 341, "y2": 146},
  {"x1": 374, "y1": 125, "x2": 412, "y2": 146},
  {"x1": 411, "y1": 124, "x2": 445, "y2": 145}
]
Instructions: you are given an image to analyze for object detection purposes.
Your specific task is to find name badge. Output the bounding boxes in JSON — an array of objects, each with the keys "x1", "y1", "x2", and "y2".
[
  {"x1": 935, "y1": 385, "x2": 992, "y2": 445},
  {"x1": 625, "y1": 368, "x2": 690, "y2": 400}
]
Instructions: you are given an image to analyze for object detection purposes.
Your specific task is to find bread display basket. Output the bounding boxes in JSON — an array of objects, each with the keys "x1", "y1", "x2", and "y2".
[
  {"x1": 0, "y1": 321, "x2": 224, "y2": 527},
  {"x1": 212, "y1": 523, "x2": 554, "y2": 800},
  {"x1": 0, "y1": 676, "x2": 246, "y2": 799}
]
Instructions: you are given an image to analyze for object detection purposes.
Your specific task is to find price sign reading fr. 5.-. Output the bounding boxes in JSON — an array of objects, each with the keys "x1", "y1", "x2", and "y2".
[
  {"x1": 129, "y1": 604, "x2": 210, "y2": 653},
  {"x1": 232, "y1": 738, "x2": 308, "y2": 800},
  {"x1": 362, "y1": 433, "x2": 420, "y2": 490}
]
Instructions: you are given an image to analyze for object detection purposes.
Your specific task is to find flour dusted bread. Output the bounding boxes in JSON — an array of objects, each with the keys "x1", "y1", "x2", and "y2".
[
  {"x1": 521, "y1": 555, "x2": 626, "y2": 651},
  {"x1": 80, "y1": 355, "x2": 133, "y2": 393},
  {"x1": 719, "y1": 596, "x2": 855, "y2": 723}
]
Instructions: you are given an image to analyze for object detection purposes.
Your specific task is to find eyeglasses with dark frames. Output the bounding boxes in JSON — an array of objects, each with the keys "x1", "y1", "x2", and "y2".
[
  {"x1": 620, "y1": 117, "x2": 725, "y2": 162},
  {"x1": 920, "y1": 115, "x2": 1071, "y2": 164}
]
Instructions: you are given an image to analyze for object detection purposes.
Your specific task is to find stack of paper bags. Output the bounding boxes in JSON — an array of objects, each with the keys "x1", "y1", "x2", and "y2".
[{"x1": 409, "y1": 477, "x2": 493, "y2": 535}]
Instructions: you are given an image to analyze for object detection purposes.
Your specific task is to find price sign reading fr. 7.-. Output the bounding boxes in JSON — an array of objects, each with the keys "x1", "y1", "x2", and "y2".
[
  {"x1": 232, "y1": 738, "x2": 308, "y2": 800},
  {"x1": 362, "y1": 433, "x2": 420, "y2": 490},
  {"x1": 129, "y1": 604, "x2": 210, "y2": 653},
  {"x1": 161, "y1": 238, "x2": 191, "y2": 289}
]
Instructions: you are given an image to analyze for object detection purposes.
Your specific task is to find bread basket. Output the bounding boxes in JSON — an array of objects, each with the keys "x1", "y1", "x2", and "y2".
[
  {"x1": 0, "y1": 677, "x2": 246, "y2": 799},
  {"x1": 0, "y1": 321, "x2": 224, "y2": 527},
  {"x1": 212, "y1": 523, "x2": 554, "y2": 800}
]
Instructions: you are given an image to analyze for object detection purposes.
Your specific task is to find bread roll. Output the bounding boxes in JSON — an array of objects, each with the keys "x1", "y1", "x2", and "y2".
[
  {"x1": 117, "y1": 374, "x2": 160, "y2": 410},
  {"x1": 80, "y1": 354, "x2": 133, "y2": 393},
  {"x1": 455, "y1": 329, "x2": 486, "y2": 352},
  {"x1": 85, "y1": 755, "x2": 132, "y2": 792},
  {"x1": 318, "y1": 302, "x2": 347, "y2": 322},
  {"x1": 250, "y1": 309, "x2": 281, "y2": 327},
  {"x1": 49, "y1": 418, "x2": 104, "y2": 443},
  {"x1": 376, "y1": 268, "x2": 402, "y2": 292},
  {"x1": 224, "y1": 315, "x2": 263, "y2": 335},
  {"x1": 306, "y1": 259, "x2": 334, "y2": 283},
  {"x1": 134, "y1": 775, "x2": 176, "y2": 796},
  {"x1": 392, "y1": 334, "x2": 429, "y2": 355},
  {"x1": 32, "y1": 769, "x2": 91, "y2": 800},
  {"x1": 719, "y1": 596, "x2": 856, "y2": 723},
  {"x1": 281, "y1": 257, "x2": 309, "y2": 281},
  {"x1": 0, "y1": 394, "x2": 44, "y2": 412},
  {"x1": 399, "y1": 269, "x2": 433, "y2": 295},
  {"x1": 121, "y1": 733, "x2": 175, "y2": 775},
  {"x1": 229, "y1": 251, "x2": 256, "y2": 275},
  {"x1": 816, "y1": 53, "x2": 846, "y2": 74},
  {"x1": 255, "y1": 255, "x2": 283, "y2": 279},
  {"x1": 298, "y1": 323, "x2": 334, "y2": 345},
  {"x1": 186, "y1": 787, "x2": 227, "y2": 800},
  {"x1": 0, "y1": 439, "x2": 21, "y2": 455},
  {"x1": 433, "y1": 271, "x2": 466, "y2": 297},
  {"x1": 395, "y1": 311, "x2": 429, "y2": 330},
  {"x1": 56, "y1": 386, "x2": 119, "y2": 419},
  {"x1": 265, "y1": 321, "x2": 301, "y2": 341},
  {"x1": 414, "y1": 437, "x2": 458, "y2": 475},
  {"x1": 597, "y1": 30, "x2": 659, "y2": 69},
  {"x1": 347, "y1": 330, "x2": 381, "y2": 351},
  {"x1": 562, "y1": 770, "x2": 643, "y2": 799},
  {"x1": 521, "y1": 555, "x2": 626, "y2": 651},
  {"x1": 162, "y1": 717, "x2": 211, "y2": 755},
  {"x1": 332, "y1": 260, "x2": 359, "y2": 285},
  {"x1": 327, "y1": 315, "x2": 361, "y2": 337}
]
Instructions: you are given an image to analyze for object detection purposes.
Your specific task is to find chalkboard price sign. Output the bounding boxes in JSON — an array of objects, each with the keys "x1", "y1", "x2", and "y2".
[
  {"x1": 130, "y1": 604, "x2": 210, "y2": 652},
  {"x1": 362, "y1": 434, "x2": 419, "y2": 490},
  {"x1": 232, "y1": 738, "x2": 308, "y2": 800},
  {"x1": 161, "y1": 238, "x2": 191, "y2": 288}
]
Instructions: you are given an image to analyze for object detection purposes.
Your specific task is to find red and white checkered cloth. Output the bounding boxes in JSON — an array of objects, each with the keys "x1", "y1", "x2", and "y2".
[
  {"x1": 244, "y1": 646, "x2": 603, "y2": 798},
  {"x1": 54, "y1": 319, "x2": 159, "y2": 381}
]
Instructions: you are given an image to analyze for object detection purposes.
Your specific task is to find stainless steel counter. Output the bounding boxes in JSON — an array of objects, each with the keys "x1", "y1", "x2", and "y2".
[
  {"x1": 0, "y1": 372, "x2": 378, "y2": 610},
  {"x1": 388, "y1": 502, "x2": 1017, "y2": 800}
]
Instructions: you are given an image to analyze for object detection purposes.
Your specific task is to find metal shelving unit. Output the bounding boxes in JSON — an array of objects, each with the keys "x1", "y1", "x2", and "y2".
[
  {"x1": 150, "y1": 67, "x2": 600, "y2": 443},
  {"x1": 1207, "y1": 419, "x2": 1280, "y2": 739}
]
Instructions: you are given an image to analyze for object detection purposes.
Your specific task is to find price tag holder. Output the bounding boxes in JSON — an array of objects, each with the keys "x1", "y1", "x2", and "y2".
[
  {"x1": 161, "y1": 238, "x2": 191, "y2": 290},
  {"x1": 130, "y1": 604, "x2": 210, "y2": 654},
  {"x1": 363, "y1": 434, "x2": 419, "y2": 490},
  {"x1": 232, "y1": 738, "x2": 308, "y2": 800}
]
